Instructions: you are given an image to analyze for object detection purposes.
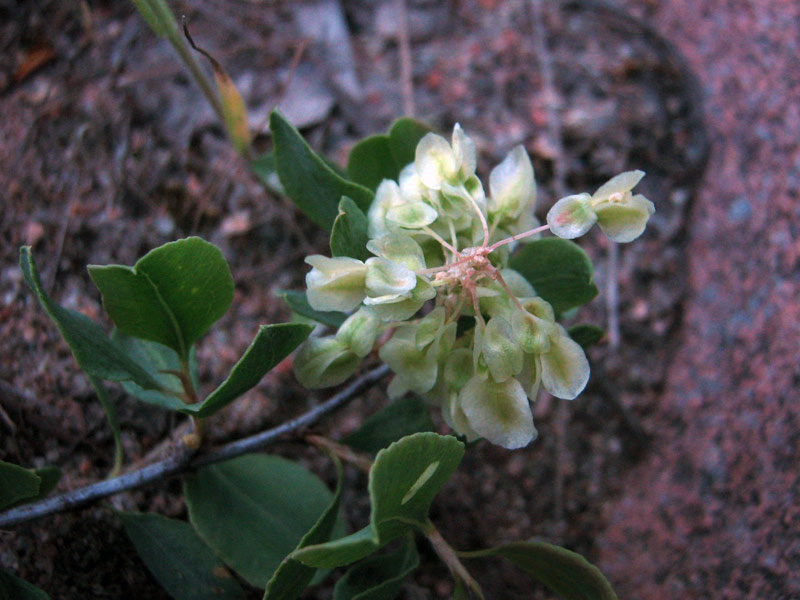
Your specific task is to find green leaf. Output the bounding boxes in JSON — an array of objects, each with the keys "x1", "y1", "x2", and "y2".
[
  {"x1": 461, "y1": 541, "x2": 617, "y2": 600},
  {"x1": 0, "y1": 569, "x2": 50, "y2": 600},
  {"x1": 197, "y1": 323, "x2": 313, "y2": 417},
  {"x1": 88, "y1": 237, "x2": 234, "y2": 360},
  {"x1": 3, "y1": 466, "x2": 63, "y2": 511},
  {"x1": 120, "y1": 511, "x2": 244, "y2": 600},
  {"x1": 278, "y1": 290, "x2": 347, "y2": 328},
  {"x1": 185, "y1": 454, "x2": 340, "y2": 588},
  {"x1": 387, "y1": 118, "x2": 433, "y2": 168},
  {"x1": 111, "y1": 332, "x2": 188, "y2": 411},
  {"x1": 345, "y1": 119, "x2": 433, "y2": 192},
  {"x1": 294, "y1": 433, "x2": 464, "y2": 568},
  {"x1": 264, "y1": 454, "x2": 345, "y2": 600},
  {"x1": 251, "y1": 151, "x2": 286, "y2": 196},
  {"x1": 567, "y1": 324, "x2": 605, "y2": 350},
  {"x1": 270, "y1": 110, "x2": 374, "y2": 231},
  {"x1": 87, "y1": 375, "x2": 124, "y2": 475},
  {"x1": 19, "y1": 246, "x2": 163, "y2": 391},
  {"x1": 31, "y1": 466, "x2": 61, "y2": 499},
  {"x1": 0, "y1": 461, "x2": 40, "y2": 510},
  {"x1": 131, "y1": 0, "x2": 177, "y2": 37},
  {"x1": 331, "y1": 197, "x2": 371, "y2": 261},
  {"x1": 333, "y1": 536, "x2": 419, "y2": 600},
  {"x1": 346, "y1": 135, "x2": 396, "y2": 192},
  {"x1": 510, "y1": 238, "x2": 599, "y2": 315},
  {"x1": 342, "y1": 397, "x2": 434, "y2": 454}
]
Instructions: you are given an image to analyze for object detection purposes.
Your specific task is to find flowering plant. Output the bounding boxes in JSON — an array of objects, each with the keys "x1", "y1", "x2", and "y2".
[
  {"x1": 296, "y1": 124, "x2": 653, "y2": 449},
  {"x1": 1, "y1": 2, "x2": 653, "y2": 596}
]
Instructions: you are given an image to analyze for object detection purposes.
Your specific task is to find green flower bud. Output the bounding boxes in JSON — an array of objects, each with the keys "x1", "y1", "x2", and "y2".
[
  {"x1": 363, "y1": 277, "x2": 435, "y2": 321},
  {"x1": 590, "y1": 170, "x2": 654, "y2": 242},
  {"x1": 488, "y1": 145, "x2": 536, "y2": 220},
  {"x1": 366, "y1": 232, "x2": 427, "y2": 272},
  {"x1": 386, "y1": 202, "x2": 439, "y2": 229},
  {"x1": 546, "y1": 193, "x2": 597, "y2": 239},
  {"x1": 460, "y1": 375, "x2": 536, "y2": 449},
  {"x1": 415, "y1": 124, "x2": 477, "y2": 190},
  {"x1": 305, "y1": 255, "x2": 367, "y2": 312},
  {"x1": 379, "y1": 328, "x2": 438, "y2": 394},
  {"x1": 444, "y1": 348, "x2": 474, "y2": 389},
  {"x1": 414, "y1": 306, "x2": 446, "y2": 348},
  {"x1": 592, "y1": 170, "x2": 645, "y2": 200},
  {"x1": 368, "y1": 179, "x2": 408, "y2": 238},
  {"x1": 365, "y1": 257, "x2": 417, "y2": 297},
  {"x1": 511, "y1": 309, "x2": 553, "y2": 354},
  {"x1": 441, "y1": 390, "x2": 480, "y2": 442},
  {"x1": 293, "y1": 336, "x2": 360, "y2": 389},
  {"x1": 452, "y1": 123, "x2": 477, "y2": 181},
  {"x1": 517, "y1": 352, "x2": 542, "y2": 401},
  {"x1": 415, "y1": 132, "x2": 458, "y2": 190},
  {"x1": 336, "y1": 309, "x2": 381, "y2": 358},
  {"x1": 481, "y1": 316, "x2": 523, "y2": 382},
  {"x1": 594, "y1": 194, "x2": 655, "y2": 243},
  {"x1": 539, "y1": 325, "x2": 590, "y2": 400}
]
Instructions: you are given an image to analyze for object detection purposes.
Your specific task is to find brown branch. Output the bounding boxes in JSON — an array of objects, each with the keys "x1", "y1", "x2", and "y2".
[{"x1": 0, "y1": 365, "x2": 389, "y2": 529}]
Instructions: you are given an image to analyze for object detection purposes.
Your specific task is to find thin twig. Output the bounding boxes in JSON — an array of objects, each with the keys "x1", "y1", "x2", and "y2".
[
  {"x1": 395, "y1": 0, "x2": 415, "y2": 116},
  {"x1": 0, "y1": 365, "x2": 389, "y2": 529}
]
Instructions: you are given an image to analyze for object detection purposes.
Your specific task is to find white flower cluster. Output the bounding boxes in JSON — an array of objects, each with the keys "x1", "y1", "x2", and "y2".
[{"x1": 294, "y1": 125, "x2": 654, "y2": 449}]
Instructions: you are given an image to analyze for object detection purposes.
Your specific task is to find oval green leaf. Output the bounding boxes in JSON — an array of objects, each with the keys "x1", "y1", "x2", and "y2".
[
  {"x1": 0, "y1": 569, "x2": 50, "y2": 600},
  {"x1": 19, "y1": 247, "x2": 163, "y2": 391},
  {"x1": 120, "y1": 511, "x2": 244, "y2": 600},
  {"x1": 89, "y1": 237, "x2": 234, "y2": 360},
  {"x1": 264, "y1": 454, "x2": 345, "y2": 600},
  {"x1": 270, "y1": 110, "x2": 374, "y2": 231},
  {"x1": 567, "y1": 324, "x2": 605, "y2": 350},
  {"x1": 0, "y1": 461, "x2": 40, "y2": 510},
  {"x1": 184, "y1": 454, "x2": 339, "y2": 588},
  {"x1": 195, "y1": 323, "x2": 312, "y2": 417},
  {"x1": 461, "y1": 541, "x2": 617, "y2": 600},
  {"x1": 333, "y1": 536, "x2": 419, "y2": 600},
  {"x1": 509, "y1": 238, "x2": 599, "y2": 315},
  {"x1": 346, "y1": 135, "x2": 397, "y2": 192},
  {"x1": 294, "y1": 433, "x2": 463, "y2": 570}
]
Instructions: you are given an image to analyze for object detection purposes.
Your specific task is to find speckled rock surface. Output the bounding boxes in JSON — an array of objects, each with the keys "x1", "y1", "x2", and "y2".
[{"x1": 597, "y1": 1, "x2": 800, "y2": 597}]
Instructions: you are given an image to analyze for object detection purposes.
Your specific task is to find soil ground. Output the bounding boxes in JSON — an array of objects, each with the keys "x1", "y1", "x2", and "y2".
[{"x1": 1, "y1": 0, "x2": 797, "y2": 598}]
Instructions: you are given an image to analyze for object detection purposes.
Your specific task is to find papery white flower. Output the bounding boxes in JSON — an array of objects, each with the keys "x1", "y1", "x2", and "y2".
[
  {"x1": 305, "y1": 255, "x2": 366, "y2": 312},
  {"x1": 488, "y1": 145, "x2": 536, "y2": 220}
]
